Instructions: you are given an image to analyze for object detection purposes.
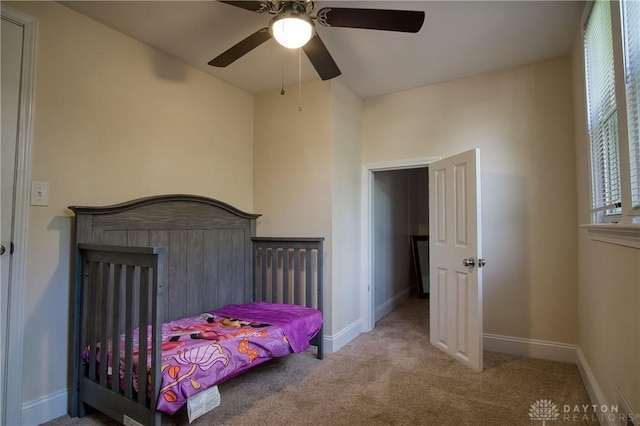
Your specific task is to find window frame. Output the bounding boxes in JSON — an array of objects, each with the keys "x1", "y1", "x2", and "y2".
[
  {"x1": 582, "y1": 0, "x2": 640, "y2": 247},
  {"x1": 583, "y1": 0, "x2": 623, "y2": 223},
  {"x1": 619, "y1": 0, "x2": 640, "y2": 211},
  {"x1": 583, "y1": 0, "x2": 638, "y2": 224}
]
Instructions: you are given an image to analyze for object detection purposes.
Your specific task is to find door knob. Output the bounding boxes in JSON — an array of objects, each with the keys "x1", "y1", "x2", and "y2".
[
  {"x1": 0, "y1": 244, "x2": 5, "y2": 255},
  {"x1": 462, "y1": 257, "x2": 475, "y2": 267},
  {"x1": 478, "y1": 258, "x2": 486, "y2": 268}
]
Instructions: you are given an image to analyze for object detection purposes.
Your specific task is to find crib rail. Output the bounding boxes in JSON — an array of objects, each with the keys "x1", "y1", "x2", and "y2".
[
  {"x1": 72, "y1": 239, "x2": 323, "y2": 425},
  {"x1": 77, "y1": 244, "x2": 165, "y2": 426},
  {"x1": 252, "y1": 237, "x2": 324, "y2": 358}
]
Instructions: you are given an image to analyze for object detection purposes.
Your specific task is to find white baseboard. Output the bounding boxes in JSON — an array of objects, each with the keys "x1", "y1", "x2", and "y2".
[
  {"x1": 576, "y1": 347, "x2": 608, "y2": 412},
  {"x1": 325, "y1": 318, "x2": 362, "y2": 353},
  {"x1": 483, "y1": 333, "x2": 577, "y2": 364},
  {"x1": 576, "y1": 347, "x2": 618, "y2": 426},
  {"x1": 21, "y1": 388, "x2": 68, "y2": 426},
  {"x1": 375, "y1": 287, "x2": 412, "y2": 322},
  {"x1": 617, "y1": 388, "x2": 640, "y2": 426}
]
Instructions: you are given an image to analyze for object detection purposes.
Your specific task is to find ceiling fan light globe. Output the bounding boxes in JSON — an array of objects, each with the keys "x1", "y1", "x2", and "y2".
[{"x1": 270, "y1": 13, "x2": 314, "y2": 49}]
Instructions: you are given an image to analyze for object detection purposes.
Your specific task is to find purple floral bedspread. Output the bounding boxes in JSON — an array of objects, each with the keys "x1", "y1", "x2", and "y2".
[{"x1": 83, "y1": 302, "x2": 322, "y2": 414}]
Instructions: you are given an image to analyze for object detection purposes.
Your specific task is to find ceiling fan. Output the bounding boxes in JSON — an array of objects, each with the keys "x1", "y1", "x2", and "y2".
[{"x1": 208, "y1": 0, "x2": 425, "y2": 81}]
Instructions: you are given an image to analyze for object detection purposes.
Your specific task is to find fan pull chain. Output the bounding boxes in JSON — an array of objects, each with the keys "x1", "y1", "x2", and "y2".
[
  {"x1": 297, "y1": 48, "x2": 303, "y2": 111},
  {"x1": 280, "y1": 49, "x2": 285, "y2": 95}
]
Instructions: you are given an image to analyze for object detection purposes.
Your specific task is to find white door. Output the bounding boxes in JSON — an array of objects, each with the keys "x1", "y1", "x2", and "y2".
[
  {"x1": 429, "y1": 148, "x2": 483, "y2": 372},
  {"x1": 1, "y1": 11, "x2": 27, "y2": 424},
  {"x1": 1, "y1": 7, "x2": 35, "y2": 424}
]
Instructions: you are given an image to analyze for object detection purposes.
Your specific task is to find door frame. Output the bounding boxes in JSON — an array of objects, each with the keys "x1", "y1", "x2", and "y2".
[
  {"x1": 360, "y1": 157, "x2": 440, "y2": 332},
  {"x1": 1, "y1": 5, "x2": 37, "y2": 425}
]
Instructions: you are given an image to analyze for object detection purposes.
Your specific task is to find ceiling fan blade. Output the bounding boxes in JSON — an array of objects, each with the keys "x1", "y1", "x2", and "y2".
[
  {"x1": 208, "y1": 28, "x2": 271, "y2": 67},
  {"x1": 302, "y1": 34, "x2": 341, "y2": 81},
  {"x1": 218, "y1": 1, "x2": 268, "y2": 13},
  {"x1": 316, "y1": 8, "x2": 425, "y2": 33}
]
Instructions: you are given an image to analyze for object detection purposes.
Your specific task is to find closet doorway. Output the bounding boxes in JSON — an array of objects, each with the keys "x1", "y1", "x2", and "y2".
[
  {"x1": 361, "y1": 157, "x2": 438, "y2": 332},
  {"x1": 371, "y1": 167, "x2": 429, "y2": 324}
]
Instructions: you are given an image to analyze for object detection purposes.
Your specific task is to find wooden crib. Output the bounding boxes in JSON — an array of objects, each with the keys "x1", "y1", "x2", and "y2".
[{"x1": 68, "y1": 194, "x2": 323, "y2": 425}]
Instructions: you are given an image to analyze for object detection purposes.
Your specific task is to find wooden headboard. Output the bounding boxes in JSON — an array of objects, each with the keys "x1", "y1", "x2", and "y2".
[{"x1": 69, "y1": 194, "x2": 260, "y2": 322}]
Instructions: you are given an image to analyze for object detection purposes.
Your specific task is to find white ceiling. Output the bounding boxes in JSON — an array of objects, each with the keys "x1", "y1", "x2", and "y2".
[{"x1": 59, "y1": 1, "x2": 585, "y2": 99}]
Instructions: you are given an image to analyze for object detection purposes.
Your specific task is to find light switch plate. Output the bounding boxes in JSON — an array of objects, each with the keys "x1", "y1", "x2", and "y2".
[{"x1": 31, "y1": 181, "x2": 49, "y2": 206}]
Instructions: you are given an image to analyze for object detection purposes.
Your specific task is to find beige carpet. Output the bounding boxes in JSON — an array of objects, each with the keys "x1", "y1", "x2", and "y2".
[{"x1": 44, "y1": 297, "x2": 596, "y2": 425}]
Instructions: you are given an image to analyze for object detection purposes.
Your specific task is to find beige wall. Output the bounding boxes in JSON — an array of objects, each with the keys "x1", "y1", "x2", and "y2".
[
  {"x1": 253, "y1": 79, "x2": 334, "y2": 331},
  {"x1": 571, "y1": 29, "x2": 640, "y2": 414},
  {"x1": 253, "y1": 80, "x2": 332, "y2": 236},
  {"x1": 362, "y1": 57, "x2": 579, "y2": 344},
  {"x1": 253, "y1": 80, "x2": 363, "y2": 338},
  {"x1": 8, "y1": 1, "x2": 254, "y2": 404},
  {"x1": 330, "y1": 82, "x2": 362, "y2": 331}
]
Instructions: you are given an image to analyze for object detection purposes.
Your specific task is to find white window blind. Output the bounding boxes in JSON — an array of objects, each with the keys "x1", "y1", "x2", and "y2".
[
  {"x1": 622, "y1": 0, "x2": 640, "y2": 209},
  {"x1": 584, "y1": 0, "x2": 622, "y2": 213}
]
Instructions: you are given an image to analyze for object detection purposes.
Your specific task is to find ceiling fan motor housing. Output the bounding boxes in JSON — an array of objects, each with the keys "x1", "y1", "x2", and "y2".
[{"x1": 277, "y1": 1, "x2": 316, "y2": 16}]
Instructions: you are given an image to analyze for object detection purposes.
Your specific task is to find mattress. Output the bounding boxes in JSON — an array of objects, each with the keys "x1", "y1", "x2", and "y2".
[{"x1": 83, "y1": 302, "x2": 322, "y2": 414}]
